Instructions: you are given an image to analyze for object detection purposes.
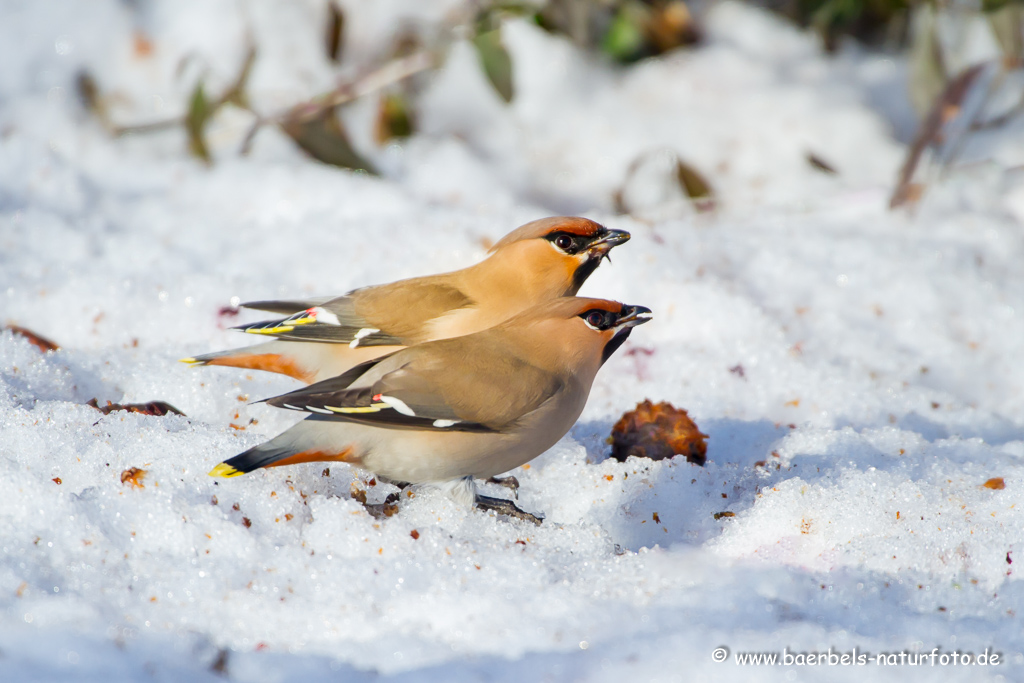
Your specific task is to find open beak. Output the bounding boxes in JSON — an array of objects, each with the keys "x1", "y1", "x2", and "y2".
[
  {"x1": 614, "y1": 304, "x2": 653, "y2": 329},
  {"x1": 587, "y1": 229, "x2": 631, "y2": 262},
  {"x1": 601, "y1": 303, "x2": 651, "y2": 364}
]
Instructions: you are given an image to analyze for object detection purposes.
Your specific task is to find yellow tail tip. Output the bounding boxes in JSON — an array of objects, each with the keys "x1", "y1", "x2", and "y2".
[
  {"x1": 180, "y1": 357, "x2": 200, "y2": 365},
  {"x1": 208, "y1": 463, "x2": 244, "y2": 478},
  {"x1": 245, "y1": 325, "x2": 295, "y2": 335}
]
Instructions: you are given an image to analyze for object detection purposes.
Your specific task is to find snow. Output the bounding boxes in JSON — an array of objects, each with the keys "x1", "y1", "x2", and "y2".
[{"x1": 2, "y1": 0, "x2": 1024, "y2": 680}]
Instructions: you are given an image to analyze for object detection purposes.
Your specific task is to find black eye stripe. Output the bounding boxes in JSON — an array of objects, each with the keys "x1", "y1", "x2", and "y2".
[
  {"x1": 546, "y1": 231, "x2": 594, "y2": 255},
  {"x1": 579, "y1": 309, "x2": 616, "y2": 330}
]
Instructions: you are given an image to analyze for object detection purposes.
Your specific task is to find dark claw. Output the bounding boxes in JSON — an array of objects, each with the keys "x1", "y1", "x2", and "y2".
[
  {"x1": 377, "y1": 476, "x2": 411, "y2": 489},
  {"x1": 485, "y1": 475, "x2": 520, "y2": 499},
  {"x1": 363, "y1": 492, "x2": 402, "y2": 520},
  {"x1": 475, "y1": 494, "x2": 543, "y2": 526}
]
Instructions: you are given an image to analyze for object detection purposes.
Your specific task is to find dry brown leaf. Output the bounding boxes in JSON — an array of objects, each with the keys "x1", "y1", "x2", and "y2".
[
  {"x1": 87, "y1": 398, "x2": 185, "y2": 417},
  {"x1": 281, "y1": 108, "x2": 376, "y2": 173},
  {"x1": 4, "y1": 325, "x2": 59, "y2": 352},
  {"x1": 983, "y1": 477, "x2": 1006, "y2": 490},
  {"x1": 806, "y1": 152, "x2": 837, "y2": 174},
  {"x1": 325, "y1": 2, "x2": 344, "y2": 63}
]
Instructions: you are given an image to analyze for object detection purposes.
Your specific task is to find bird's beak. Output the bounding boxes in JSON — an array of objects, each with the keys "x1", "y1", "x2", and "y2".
[
  {"x1": 600, "y1": 303, "x2": 651, "y2": 364},
  {"x1": 614, "y1": 304, "x2": 653, "y2": 329},
  {"x1": 586, "y1": 229, "x2": 631, "y2": 262}
]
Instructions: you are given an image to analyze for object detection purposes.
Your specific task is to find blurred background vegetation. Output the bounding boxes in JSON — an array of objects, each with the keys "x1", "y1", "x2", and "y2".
[{"x1": 85, "y1": 0, "x2": 1024, "y2": 212}]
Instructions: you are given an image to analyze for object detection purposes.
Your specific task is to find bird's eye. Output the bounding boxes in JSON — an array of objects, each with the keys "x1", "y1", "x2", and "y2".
[
  {"x1": 586, "y1": 311, "x2": 605, "y2": 328},
  {"x1": 554, "y1": 234, "x2": 574, "y2": 251}
]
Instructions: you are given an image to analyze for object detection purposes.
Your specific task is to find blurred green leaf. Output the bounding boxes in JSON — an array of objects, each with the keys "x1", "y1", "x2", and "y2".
[
  {"x1": 221, "y1": 45, "x2": 256, "y2": 110},
  {"x1": 782, "y1": 0, "x2": 910, "y2": 50},
  {"x1": 908, "y1": 4, "x2": 947, "y2": 118},
  {"x1": 981, "y1": 0, "x2": 1021, "y2": 13},
  {"x1": 281, "y1": 108, "x2": 377, "y2": 174},
  {"x1": 185, "y1": 80, "x2": 213, "y2": 163},
  {"x1": 675, "y1": 158, "x2": 714, "y2": 210},
  {"x1": 374, "y1": 91, "x2": 415, "y2": 144},
  {"x1": 603, "y1": 5, "x2": 647, "y2": 62},
  {"x1": 473, "y1": 28, "x2": 514, "y2": 103},
  {"x1": 986, "y1": 2, "x2": 1023, "y2": 61}
]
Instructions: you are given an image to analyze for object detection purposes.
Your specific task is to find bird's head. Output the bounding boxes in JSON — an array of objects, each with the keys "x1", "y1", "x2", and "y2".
[
  {"x1": 487, "y1": 217, "x2": 630, "y2": 297},
  {"x1": 511, "y1": 297, "x2": 652, "y2": 373}
]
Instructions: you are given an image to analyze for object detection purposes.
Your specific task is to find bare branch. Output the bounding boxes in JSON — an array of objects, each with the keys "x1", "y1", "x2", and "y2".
[{"x1": 240, "y1": 50, "x2": 435, "y2": 154}]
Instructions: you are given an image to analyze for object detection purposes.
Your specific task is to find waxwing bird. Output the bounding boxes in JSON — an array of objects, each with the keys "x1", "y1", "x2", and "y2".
[
  {"x1": 208, "y1": 297, "x2": 653, "y2": 524},
  {"x1": 182, "y1": 217, "x2": 630, "y2": 383}
]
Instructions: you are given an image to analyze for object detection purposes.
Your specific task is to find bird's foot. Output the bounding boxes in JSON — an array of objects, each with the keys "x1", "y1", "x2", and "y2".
[
  {"x1": 364, "y1": 492, "x2": 401, "y2": 519},
  {"x1": 485, "y1": 475, "x2": 520, "y2": 500},
  {"x1": 475, "y1": 494, "x2": 543, "y2": 526},
  {"x1": 376, "y1": 476, "x2": 411, "y2": 490}
]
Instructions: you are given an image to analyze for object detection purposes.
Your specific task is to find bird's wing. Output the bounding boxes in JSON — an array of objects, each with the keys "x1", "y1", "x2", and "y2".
[
  {"x1": 264, "y1": 341, "x2": 562, "y2": 433},
  {"x1": 235, "y1": 280, "x2": 474, "y2": 346},
  {"x1": 241, "y1": 296, "x2": 335, "y2": 315},
  {"x1": 234, "y1": 295, "x2": 403, "y2": 347}
]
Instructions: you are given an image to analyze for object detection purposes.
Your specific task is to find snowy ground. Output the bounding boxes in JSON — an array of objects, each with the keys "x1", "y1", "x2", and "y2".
[{"x1": 3, "y1": 1, "x2": 1024, "y2": 681}]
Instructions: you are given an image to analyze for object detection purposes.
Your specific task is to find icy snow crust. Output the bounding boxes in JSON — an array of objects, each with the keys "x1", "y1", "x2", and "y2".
[{"x1": 3, "y1": 1, "x2": 1024, "y2": 681}]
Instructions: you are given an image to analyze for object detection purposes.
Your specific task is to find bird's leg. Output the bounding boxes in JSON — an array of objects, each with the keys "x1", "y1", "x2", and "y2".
[
  {"x1": 475, "y1": 494, "x2": 543, "y2": 526},
  {"x1": 377, "y1": 476, "x2": 411, "y2": 490},
  {"x1": 362, "y1": 485, "x2": 404, "y2": 520},
  {"x1": 485, "y1": 475, "x2": 520, "y2": 500},
  {"x1": 364, "y1": 499, "x2": 401, "y2": 519}
]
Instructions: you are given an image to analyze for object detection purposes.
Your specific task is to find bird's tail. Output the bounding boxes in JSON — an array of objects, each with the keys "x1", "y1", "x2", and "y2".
[
  {"x1": 179, "y1": 341, "x2": 316, "y2": 383},
  {"x1": 181, "y1": 339, "x2": 396, "y2": 384},
  {"x1": 209, "y1": 442, "x2": 356, "y2": 478},
  {"x1": 209, "y1": 422, "x2": 357, "y2": 478}
]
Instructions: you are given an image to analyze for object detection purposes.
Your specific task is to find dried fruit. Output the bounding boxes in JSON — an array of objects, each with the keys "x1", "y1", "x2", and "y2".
[
  {"x1": 609, "y1": 399, "x2": 708, "y2": 465},
  {"x1": 410, "y1": 529, "x2": 420, "y2": 540},
  {"x1": 120, "y1": 467, "x2": 147, "y2": 488}
]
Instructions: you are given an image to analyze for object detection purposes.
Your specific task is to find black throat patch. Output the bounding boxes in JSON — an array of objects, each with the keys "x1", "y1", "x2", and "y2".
[
  {"x1": 601, "y1": 327, "x2": 633, "y2": 364},
  {"x1": 569, "y1": 256, "x2": 601, "y2": 295}
]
